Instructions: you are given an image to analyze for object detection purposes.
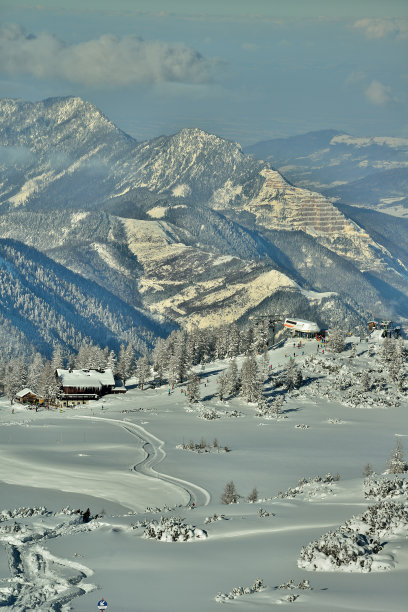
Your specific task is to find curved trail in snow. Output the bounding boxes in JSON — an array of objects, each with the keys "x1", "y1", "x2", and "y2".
[{"x1": 69, "y1": 415, "x2": 211, "y2": 508}]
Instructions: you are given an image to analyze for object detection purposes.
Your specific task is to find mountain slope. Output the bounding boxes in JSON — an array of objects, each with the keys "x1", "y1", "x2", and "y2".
[
  {"x1": 0, "y1": 239, "x2": 163, "y2": 357},
  {"x1": 244, "y1": 130, "x2": 408, "y2": 213},
  {"x1": 0, "y1": 96, "x2": 406, "y2": 350}
]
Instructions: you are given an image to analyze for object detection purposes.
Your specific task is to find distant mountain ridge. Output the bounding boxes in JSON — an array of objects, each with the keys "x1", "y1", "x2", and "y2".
[
  {"x1": 244, "y1": 130, "x2": 408, "y2": 215},
  {"x1": 0, "y1": 96, "x2": 407, "y2": 355}
]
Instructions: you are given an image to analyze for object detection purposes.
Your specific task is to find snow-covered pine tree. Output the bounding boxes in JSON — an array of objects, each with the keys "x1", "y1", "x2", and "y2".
[
  {"x1": 106, "y1": 349, "x2": 117, "y2": 373},
  {"x1": 221, "y1": 481, "x2": 239, "y2": 504},
  {"x1": 51, "y1": 346, "x2": 63, "y2": 371},
  {"x1": 387, "y1": 338, "x2": 404, "y2": 388},
  {"x1": 172, "y1": 331, "x2": 188, "y2": 384},
  {"x1": 217, "y1": 372, "x2": 228, "y2": 401},
  {"x1": 380, "y1": 336, "x2": 394, "y2": 364},
  {"x1": 387, "y1": 439, "x2": 408, "y2": 474},
  {"x1": 252, "y1": 319, "x2": 270, "y2": 354},
  {"x1": 360, "y1": 370, "x2": 371, "y2": 392},
  {"x1": 186, "y1": 370, "x2": 200, "y2": 403},
  {"x1": 75, "y1": 340, "x2": 94, "y2": 369},
  {"x1": 152, "y1": 338, "x2": 167, "y2": 385},
  {"x1": 27, "y1": 352, "x2": 44, "y2": 395},
  {"x1": 284, "y1": 359, "x2": 303, "y2": 391},
  {"x1": 225, "y1": 358, "x2": 239, "y2": 398},
  {"x1": 116, "y1": 343, "x2": 135, "y2": 384},
  {"x1": 328, "y1": 329, "x2": 345, "y2": 353},
  {"x1": 215, "y1": 326, "x2": 229, "y2": 359},
  {"x1": 136, "y1": 356, "x2": 150, "y2": 389},
  {"x1": 240, "y1": 355, "x2": 263, "y2": 403},
  {"x1": 227, "y1": 324, "x2": 240, "y2": 358},
  {"x1": 167, "y1": 354, "x2": 179, "y2": 389},
  {"x1": 4, "y1": 358, "x2": 26, "y2": 403},
  {"x1": 38, "y1": 361, "x2": 60, "y2": 403}
]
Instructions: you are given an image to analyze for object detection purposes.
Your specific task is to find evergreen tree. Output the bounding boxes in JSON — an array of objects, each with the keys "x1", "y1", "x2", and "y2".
[
  {"x1": 227, "y1": 323, "x2": 240, "y2": 358},
  {"x1": 187, "y1": 371, "x2": 200, "y2": 403},
  {"x1": 221, "y1": 481, "x2": 239, "y2": 504},
  {"x1": 380, "y1": 336, "x2": 394, "y2": 364},
  {"x1": 51, "y1": 346, "x2": 63, "y2": 371},
  {"x1": 167, "y1": 354, "x2": 179, "y2": 389},
  {"x1": 136, "y1": 356, "x2": 150, "y2": 390},
  {"x1": 224, "y1": 359, "x2": 239, "y2": 397},
  {"x1": 106, "y1": 349, "x2": 117, "y2": 373},
  {"x1": 240, "y1": 355, "x2": 263, "y2": 403},
  {"x1": 116, "y1": 343, "x2": 135, "y2": 384},
  {"x1": 387, "y1": 439, "x2": 407, "y2": 474},
  {"x1": 27, "y1": 352, "x2": 44, "y2": 394},
  {"x1": 360, "y1": 370, "x2": 371, "y2": 392},
  {"x1": 173, "y1": 332, "x2": 188, "y2": 384},
  {"x1": 4, "y1": 358, "x2": 26, "y2": 403},
  {"x1": 217, "y1": 372, "x2": 228, "y2": 401},
  {"x1": 284, "y1": 359, "x2": 303, "y2": 391},
  {"x1": 152, "y1": 338, "x2": 167, "y2": 385},
  {"x1": 329, "y1": 329, "x2": 345, "y2": 353},
  {"x1": 38, "y1": 361, "x2": 60, "y2": 403}
]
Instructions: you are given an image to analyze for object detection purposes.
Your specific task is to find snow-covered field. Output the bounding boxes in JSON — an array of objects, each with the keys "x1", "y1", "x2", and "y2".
[{"x1": 0, "y1": 337, "x2": 407, "y2": 611}]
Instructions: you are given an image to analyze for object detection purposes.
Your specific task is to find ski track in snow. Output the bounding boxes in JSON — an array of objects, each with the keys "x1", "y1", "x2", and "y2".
[
  {"x1": 0, "y1": 416, "x2": 209, "y2": 611},
  {"x1": 1, "y1": 521, "x2": 96, "y2": 611},
  {"x1": 69, "y1": 415, "x2": 211, "y2": 507}
]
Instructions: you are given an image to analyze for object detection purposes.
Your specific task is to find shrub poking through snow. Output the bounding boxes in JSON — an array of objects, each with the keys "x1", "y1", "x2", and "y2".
[
  {"x1": 204, "y1": 513, "x2": 227, "y2": 524},
  {"x1": 364, "y1": 475, "x2": 408, "y2": 499},
  {"x1": 277, "y1": 473, "x2": 340, "y2": 499},
  {"x1": 178, "y1": 438, "x2": 230, "y2": 453},
  {"x1": 277, "y1": 578, "x2": 311, "y2": 590},
  {"x1": 298, "y1": 500, "x2": 408, "y2": 572},
  {"x1": 258, "y1": 507, "x2": 274, "y2": 518},
  {"x1": 143, "y1": 516, "x2": 207, "y2": 542},
  {"x1": 215, "y1": 578, "x2": 264, "y2": 602}
]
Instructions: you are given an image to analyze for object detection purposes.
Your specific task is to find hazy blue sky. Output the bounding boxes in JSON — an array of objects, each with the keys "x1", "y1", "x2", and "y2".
[{"x1": 1, "y1": 1, "x2": 407, "y2": 144}]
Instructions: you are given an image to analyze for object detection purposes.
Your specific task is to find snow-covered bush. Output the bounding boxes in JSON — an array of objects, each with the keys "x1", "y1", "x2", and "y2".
[
  {"x1": 364, "y1": 475, "x2": 408, "y2": 499},
  {"x1": 258, "y1": 507, "x2": 274, "y2": 518},
  {"x1": 198, "y1": 406, "x2": 220, "y2": 420},
  {"x1": 143, "y1": 516, "x2": 207, "y2": 542},
  {"x1": 298, "y1": 528, "x2": 382, "y2": 572},
  {"x1": 204, "y1": 513, "x2": 227, "y2": 524},
  {"x1": 298, "y1": 500, "x2": 408, "y2": 572},
  {"x1": 277, "y1": 578, "x2": 311, "y2": 590},
  {"x1": 178, "y1": 438, "x2": 230, "y2": 453},
  {"x1": 0, "y1": 506, "x2": 51, "y2": 521},
  {"x1": 277, "y1": 473, "x2": 340, "y2": 499},
  {"x1": 215, "y1": 578, "x2": 264, "y2": 602}
]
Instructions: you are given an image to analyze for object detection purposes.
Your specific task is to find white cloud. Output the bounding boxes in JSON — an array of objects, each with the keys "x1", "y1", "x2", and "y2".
[
  {"x1": 0, "y1": 24, "x2": 217, "y2": 86},
  {"x1": 353, "y1": 18, "x2": 408, "y2": 40},
  {"x1": 365, "y1": 80, "x2": 396, "y2": 106}
]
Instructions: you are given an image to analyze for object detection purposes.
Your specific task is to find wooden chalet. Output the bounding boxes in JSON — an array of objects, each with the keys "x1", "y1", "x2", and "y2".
[
  {"x1": 56, "y1": 368, "x2": 119, "y2": 406},
  {"x1": 16, "y1": 388, "x2": 38, "y2": 404}
]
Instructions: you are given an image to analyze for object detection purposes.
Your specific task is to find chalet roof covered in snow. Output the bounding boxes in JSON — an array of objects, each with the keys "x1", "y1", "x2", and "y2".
[
  {"x1": 16, "y1": 388, "x2": 35, "y2": 398},
  {"x1": 56, "y1": 369, "x2": 114, "y2": 390}
]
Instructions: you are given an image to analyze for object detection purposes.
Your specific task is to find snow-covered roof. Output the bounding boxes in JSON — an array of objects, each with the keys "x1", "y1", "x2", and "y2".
[
  {"x1": 284, "y1": 318, "x2": 320, "y2": 333},
  {"x1": 16, "y1": 388, "x2": 35, "y2": 398},
  {"x1": 57, "y1": 368, "x2": 114, "y2": 389}
]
